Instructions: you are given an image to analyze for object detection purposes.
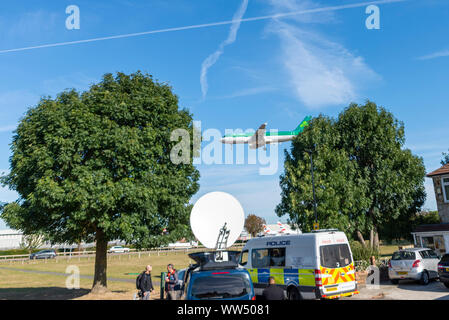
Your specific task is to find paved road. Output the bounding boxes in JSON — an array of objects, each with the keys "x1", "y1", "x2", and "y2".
[{"x1": 345, "y1": 279, "x2": 449, "y2": 300}]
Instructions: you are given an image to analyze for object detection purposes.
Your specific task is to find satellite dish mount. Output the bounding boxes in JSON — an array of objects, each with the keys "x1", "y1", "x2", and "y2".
[{"x1": 215, "y1": 222, "x2": 231, "y2": 261}]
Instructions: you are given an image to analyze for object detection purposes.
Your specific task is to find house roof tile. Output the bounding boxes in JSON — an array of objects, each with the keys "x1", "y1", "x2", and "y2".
[{"x1": 427, "y1": 164, "x2": 449, "y2": 177}]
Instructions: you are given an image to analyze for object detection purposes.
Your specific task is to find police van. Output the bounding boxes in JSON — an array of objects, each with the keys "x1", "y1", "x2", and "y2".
[{"x1": 239, "y1": 229, "x2": 359, "y2": 300}]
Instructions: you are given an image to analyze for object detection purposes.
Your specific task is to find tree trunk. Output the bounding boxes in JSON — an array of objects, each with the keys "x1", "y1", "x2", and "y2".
[
  {"x1": 369, "y1": 228, "x2": 374, "y2": 249},
  {"x1": 373, "y1": 227, "x2": 380, "y2": 251},
  {"x1": 356, "y1": 230, "x2": 366, "y2": 247},
  {"x1": 91, "y1": 228, "x2": 108, "y2": 294}
]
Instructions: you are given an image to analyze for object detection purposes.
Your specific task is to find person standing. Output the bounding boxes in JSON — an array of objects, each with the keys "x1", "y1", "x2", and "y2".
[
  {"x1": 262, "y1": 276, "x2": 285, "y2": 300},
  {"x1": 165, "y1": 264, "x2": 178, "y2": 300},
  {"x1": 136, "y1": 265, "x2": 154, "y2": 300}
]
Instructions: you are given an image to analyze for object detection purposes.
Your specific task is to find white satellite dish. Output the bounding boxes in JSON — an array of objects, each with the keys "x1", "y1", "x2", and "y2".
[{"x1": 190, "y1": 191, "x2": 244, "y2": 249}]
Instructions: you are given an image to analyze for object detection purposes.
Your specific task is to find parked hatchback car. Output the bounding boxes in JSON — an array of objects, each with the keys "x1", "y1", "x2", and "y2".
[
  {"x1": 30, "y1": 250, "x2": 57, "y2": 260},
  {"x1": 108, "y1": 245, "x2": 130, "y2": 253},
  {"x1": 438, "y1": 253, "x2": 449, "y2": 288},
  {"x1": 388, "y1": 248, "x2": 440, "y2": 285}
]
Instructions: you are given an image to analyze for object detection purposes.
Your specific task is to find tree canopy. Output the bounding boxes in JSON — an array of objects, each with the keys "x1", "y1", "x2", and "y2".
[
  {"x1": 380, "y1": 210, "x2": 441, "y2": 243},
  {"x1": 0, "y1": 71, "x2": 200, "y2": 292},
  {"x1": 244, "y1": 214, "x2": 266, "y2": 237},
  {"x1": 442, "y1": 150, "x2": 449, "y2": 165},
  {"x1": 276, "y1": 101, "x2": 426, "y2": 248}
]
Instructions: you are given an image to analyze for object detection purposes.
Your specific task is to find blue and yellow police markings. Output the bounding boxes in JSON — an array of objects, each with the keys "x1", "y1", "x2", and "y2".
[
  {"x1": 248, "y1": 268, "x2": 258, "y2": 284},
  {"x1": 248, "y1": 268, "x2": 315, "y2": 287},
  {"x1": 298, "y1": 269, "x2": 315, "y2": 286}
]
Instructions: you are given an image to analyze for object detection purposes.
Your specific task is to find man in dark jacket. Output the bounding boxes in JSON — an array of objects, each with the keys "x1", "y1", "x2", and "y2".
[
  {"x1": 262, "y1": 277, "x2": 285, "y2": 300},
  {"x1": 136, "y1": 265, "x2": 154, "y2": 300},
  {"x1": 165, "y1": 264, "x2": 179, "y2": 300}
]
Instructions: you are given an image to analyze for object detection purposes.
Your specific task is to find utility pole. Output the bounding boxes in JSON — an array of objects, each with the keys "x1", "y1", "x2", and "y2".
[{"x1": 305, "y1": 148, "x2": 318, "y2": 227}]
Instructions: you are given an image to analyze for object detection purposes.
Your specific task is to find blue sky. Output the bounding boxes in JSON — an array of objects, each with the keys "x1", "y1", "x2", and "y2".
[{"x1": 0, "y1": 0, "x2": 448, "y2": 229}]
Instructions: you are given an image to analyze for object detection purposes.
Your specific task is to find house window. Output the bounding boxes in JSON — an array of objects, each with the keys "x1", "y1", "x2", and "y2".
[
  {"x1": 434, "y1": 235, "x2": 446, "y2": 256},
  {"x1": 442, "y1": 176, "x2": 449, "y2": 203},
  {"x1": 422, "y1": 236, "x2": 435, "y2": 250}
]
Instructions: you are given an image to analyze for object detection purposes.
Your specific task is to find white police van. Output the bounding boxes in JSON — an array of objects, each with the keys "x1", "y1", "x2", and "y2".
[{"x1": 239, "y1": 229, "x2": 359, "y2": 300}]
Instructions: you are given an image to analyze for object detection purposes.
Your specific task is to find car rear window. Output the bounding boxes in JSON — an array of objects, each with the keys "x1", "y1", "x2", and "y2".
[
  {"x1": 440, "y1": 254, "x2": 449, "y2": 263},
  {"x1": 320, "y1": 244, "x2": 352, "y2": 268},
  {"x1": 392, "y1": 251, "x2": 416, "y2": 260},
  {"x1": 191, "y1": 273, "x2": 251, "y2": 299}
]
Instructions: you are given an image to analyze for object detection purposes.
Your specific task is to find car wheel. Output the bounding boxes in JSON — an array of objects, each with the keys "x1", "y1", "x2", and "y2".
[
  {"x1": 390, "y1": 279, "x2": 399, "y2": 285},
  {"x1": 287, "y1": 287, "x2": 301, "y2": 300},
  {"x1": 444, "y1": 282, "x2": 449, "y2": 289},
  {"x1": 420, "y1": 271, "x2": 429, "y2": 285}
]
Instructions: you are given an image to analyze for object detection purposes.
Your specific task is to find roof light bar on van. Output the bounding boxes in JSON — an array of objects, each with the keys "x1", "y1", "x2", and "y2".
[{"x1": 311, "y1": 228, "x2": 339, "y2": 233}]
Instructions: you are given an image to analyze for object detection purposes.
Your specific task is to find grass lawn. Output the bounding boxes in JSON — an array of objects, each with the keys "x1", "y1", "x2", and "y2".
[
  {"x1": 379, "y1": 242, "x2": 414, "y2": 259},
  {"x1": 0, "y1": 267, "x2": 140, "y2": 300},
  {"x1": 0, "y1": 247, "x2": 239, "y2": 300},
  {"x1": 379, "y1": 245, "x2": 399, "y2": 258}
]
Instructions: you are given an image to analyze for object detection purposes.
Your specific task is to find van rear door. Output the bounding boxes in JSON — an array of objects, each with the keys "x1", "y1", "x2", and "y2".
[{"x1": 319, "y1": 243, "x2": 356, "y2": 295}]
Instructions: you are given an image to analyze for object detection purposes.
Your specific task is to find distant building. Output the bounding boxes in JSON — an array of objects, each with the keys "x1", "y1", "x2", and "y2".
[
  {"x1": 0, "y1": 229, "x2": 23, "y2": 250},
  {"x1": 238, "y1": 229, "x2": 250, "y2": 241},
  {"x1": 412, "y1": 163, "x2": 449, "y2": 255},
  {"x1": 0, "y1": 228, "x2": 97, "y2": 251}
]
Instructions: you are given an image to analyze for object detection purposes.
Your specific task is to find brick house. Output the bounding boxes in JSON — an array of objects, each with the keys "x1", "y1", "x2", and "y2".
[{"x1": 411, "y1": 163, "x2": 449, "y2": 256}]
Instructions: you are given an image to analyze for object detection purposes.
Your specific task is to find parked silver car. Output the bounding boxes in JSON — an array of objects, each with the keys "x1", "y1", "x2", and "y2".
[
  {"x1": 29, "y1": 249, "x2": 57, "y2": 260},
  {"x1": 108, "y1": 245, "x2": 130, "y2": 253},
  {"x1": 388, "y1": 248, "x2": 440, "y2": 285}
]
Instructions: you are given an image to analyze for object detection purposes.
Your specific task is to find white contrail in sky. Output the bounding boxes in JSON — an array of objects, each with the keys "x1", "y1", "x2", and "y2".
[
  {"x1": 417, "y1": 49, "x2": 449, "y2": 60},
  {"x1": 0, "y1": 0, "x2": 405, "y2": 55},
  {"x1": 200, "y1": 0, "x2": 249, "y2": 100}
]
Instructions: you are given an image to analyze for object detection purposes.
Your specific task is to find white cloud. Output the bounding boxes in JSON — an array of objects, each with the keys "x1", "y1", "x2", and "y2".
[
  {"x1": 200, "y1": 0, "x2": 249, "y2": 99},
  {"x1": 417, "y1": 49, "x2": 449, "y2": 61},
  {"x1": 266, "y1": 0, "x2": 379, "y2": 108},
  {"x1": 4, "y1": 10, "x2": 58, "y2": 39},
  {"x1": 213, "y1": 86, "x2": 278, "y2": 100}
]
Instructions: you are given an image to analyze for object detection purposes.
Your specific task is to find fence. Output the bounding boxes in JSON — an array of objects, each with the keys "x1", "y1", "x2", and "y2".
[{"x1": 0, "y1": 243, "x2": 245, "y2": 265}]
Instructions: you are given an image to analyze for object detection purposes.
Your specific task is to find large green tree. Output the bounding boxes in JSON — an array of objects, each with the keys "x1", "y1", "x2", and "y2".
[
  {"x1": 276, "y1": 115, "x2": 368, "y2": 235},
  {"x1": 0, "y1": 72, "x2": 200, "y2": 293},
  {"x1": 277, "y1": 102, "x2": 426, "y2": 249}
]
